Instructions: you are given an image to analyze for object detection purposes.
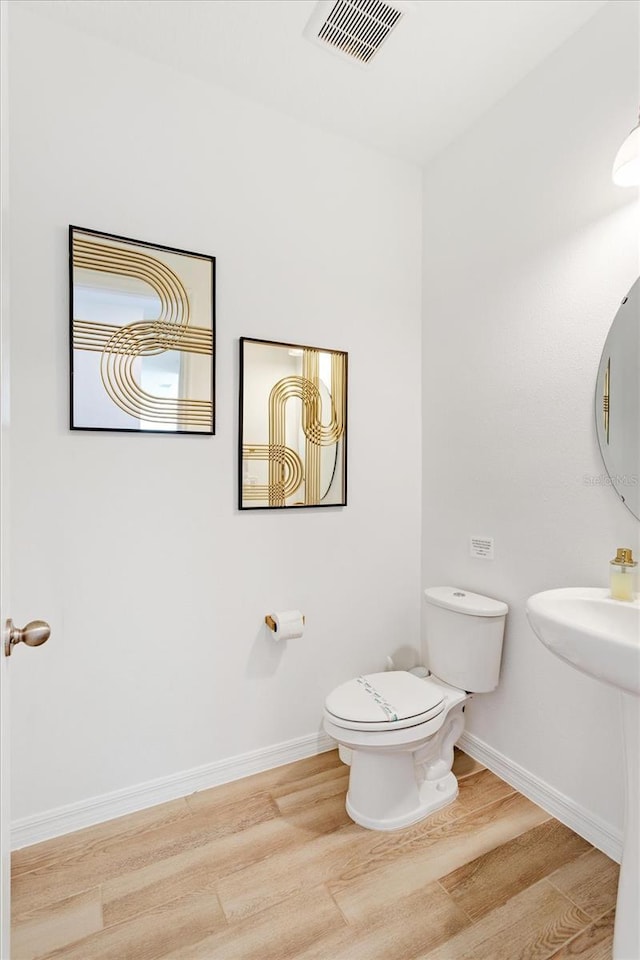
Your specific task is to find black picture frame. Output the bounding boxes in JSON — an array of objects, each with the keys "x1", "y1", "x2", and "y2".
[
  {"x1": 239, "y1": 336, "x2": 348, "y2": 510},
  {"x1": 69, "y1": 226, "x2": 215, "y2": 435}
]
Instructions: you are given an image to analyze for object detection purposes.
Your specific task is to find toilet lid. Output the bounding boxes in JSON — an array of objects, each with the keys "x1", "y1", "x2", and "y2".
[{"x1": 325, "y1": 672, "x2": 446, "y2": 732}]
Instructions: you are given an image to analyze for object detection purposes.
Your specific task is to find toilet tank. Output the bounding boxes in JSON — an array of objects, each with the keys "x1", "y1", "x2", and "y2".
[{"x1": 424, "y1": 587, "x2": 508, "y2": 692}]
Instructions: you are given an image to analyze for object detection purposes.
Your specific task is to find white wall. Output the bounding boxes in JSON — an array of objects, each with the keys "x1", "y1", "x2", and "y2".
[
  {"x1": 422, "y1": 0, "x2": 638, "y2": 839},
  {"x1": 7, "y1": 5, "x2": 422, "y2": 820}
]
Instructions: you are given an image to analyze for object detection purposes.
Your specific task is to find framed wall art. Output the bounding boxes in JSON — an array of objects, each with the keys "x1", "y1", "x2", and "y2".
[
  {"x1": 239, "y1": 337, "x2": 348, "y2": 509},
  {"x1": 70, "y1": 226, "x2": 215, "y2": 434}
]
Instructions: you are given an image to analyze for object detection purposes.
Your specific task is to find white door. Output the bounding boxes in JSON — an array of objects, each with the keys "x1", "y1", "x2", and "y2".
[
  {"x1": 0, "y1": 7, "x2": 51, "y2": 954},
  {"x1": 0, "y1": 483, "x2": 9, "y2": 960},
  {"x1": 1, "y1": 2, "x2": 11, "y2": 952},
  {"x1": 1, "y1": 2, "x2": 12, "y2": 950}
]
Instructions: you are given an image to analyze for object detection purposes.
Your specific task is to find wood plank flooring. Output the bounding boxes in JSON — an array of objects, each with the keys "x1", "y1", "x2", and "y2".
[{"x1": 11, "y1": 750, "x2": 618, "y2": 960}]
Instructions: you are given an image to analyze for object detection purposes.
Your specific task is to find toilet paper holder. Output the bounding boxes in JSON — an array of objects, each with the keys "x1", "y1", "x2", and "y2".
[{"x1": 265, "y1": 614, "x2": 305, "y2": 632}]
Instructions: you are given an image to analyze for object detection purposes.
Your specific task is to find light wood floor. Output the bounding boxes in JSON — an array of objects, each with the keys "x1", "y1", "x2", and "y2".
[{"x1": 11, "y1": 749, "x2": 618, "y2": 960}]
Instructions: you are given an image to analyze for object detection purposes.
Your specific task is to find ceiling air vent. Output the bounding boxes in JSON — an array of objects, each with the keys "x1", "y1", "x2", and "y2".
[{"x1": 304, "y1": 0, "x2": 411, "y2": 65}]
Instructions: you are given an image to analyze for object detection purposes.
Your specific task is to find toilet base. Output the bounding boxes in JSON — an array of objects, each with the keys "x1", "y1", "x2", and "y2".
[
  {"x1": 336, "y1": 696, "x2": 466, "y2": 831},
  {"x1": 346, "y1": 764, "x2": 458, "y2": 831}
]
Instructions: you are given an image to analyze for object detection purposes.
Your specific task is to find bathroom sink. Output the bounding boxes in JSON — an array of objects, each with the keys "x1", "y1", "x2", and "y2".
[
  {"x1": 526, "y1": 587, "x2": 640, "y2": 696},
  {"x1": 526, "y1": 586, "x2": 640, "y2": 960}
]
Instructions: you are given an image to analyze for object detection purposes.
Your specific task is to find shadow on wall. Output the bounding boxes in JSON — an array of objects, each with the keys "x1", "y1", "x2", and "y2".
[
  {"x1": 245, "y1": 623, "x2": 287, "y2": 678},
  {"x1": 388, "y1": 644, "x2": 421, "y2": 671}
]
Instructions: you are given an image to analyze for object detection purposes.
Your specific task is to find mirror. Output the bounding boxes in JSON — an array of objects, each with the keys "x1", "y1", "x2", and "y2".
[
  {"x1": 595, "y1": 278, "x2": 639, "y2": 519},
  {"x1": 70, "y1": 226, "x2": 215, "y2": 434},
  {"x1": 239, "y1": 338, "x2": 347, "y2": 509}
]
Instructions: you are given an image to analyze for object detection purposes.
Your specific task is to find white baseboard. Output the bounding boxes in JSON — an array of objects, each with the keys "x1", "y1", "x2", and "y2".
[
  {"x1": 458, "y1": 731, "x2": 622, "y2": 863},
  {"x1": 13, "y1": 728, "x2": 623, "y2": 863},
  {"x1": 12, "y1": 731, "x2": 336, "y2": 850}
]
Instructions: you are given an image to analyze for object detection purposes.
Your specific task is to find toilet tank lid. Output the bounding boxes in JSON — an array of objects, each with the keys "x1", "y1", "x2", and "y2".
[{"x1": 424, "y1": 587, "x2": 508, "y2": 617}]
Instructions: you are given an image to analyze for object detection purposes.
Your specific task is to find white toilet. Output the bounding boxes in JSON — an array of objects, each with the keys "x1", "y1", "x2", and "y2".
[{"x1": 323, "y1": 587, "x2": 508, "y2": 831}]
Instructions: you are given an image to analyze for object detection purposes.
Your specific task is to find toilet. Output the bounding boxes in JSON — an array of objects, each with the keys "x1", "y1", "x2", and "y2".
[{"x1": 323, "y1": 587, "x2": 508, "y2": 831}]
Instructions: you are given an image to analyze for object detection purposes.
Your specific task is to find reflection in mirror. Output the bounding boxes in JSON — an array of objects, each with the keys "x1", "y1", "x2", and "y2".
[
  {"x1": 239, "y1": 338, "x2": 347, "y2": 509},
  {"x1": 595, "y1": 278, "x2": 639, "y2": 520}
]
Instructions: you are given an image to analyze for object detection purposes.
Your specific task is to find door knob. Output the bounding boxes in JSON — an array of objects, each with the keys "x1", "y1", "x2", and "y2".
[{"x1": 4, "y1": 619, "x2": 51, "y2": 657}]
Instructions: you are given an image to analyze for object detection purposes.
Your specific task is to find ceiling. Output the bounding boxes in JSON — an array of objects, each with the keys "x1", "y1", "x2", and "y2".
[{"x1": 19, "y1": 0, "x2": 608, "y2": 165}]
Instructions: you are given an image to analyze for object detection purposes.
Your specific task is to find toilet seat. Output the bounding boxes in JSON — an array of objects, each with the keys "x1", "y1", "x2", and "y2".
[{"x1": 324, "y1": 671, "x2": 446, "y2": 732}]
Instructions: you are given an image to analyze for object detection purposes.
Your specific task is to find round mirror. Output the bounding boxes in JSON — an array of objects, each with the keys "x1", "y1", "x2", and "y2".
[{"x1": 595, "y1": 278, "x2": 639, "y2": 520}]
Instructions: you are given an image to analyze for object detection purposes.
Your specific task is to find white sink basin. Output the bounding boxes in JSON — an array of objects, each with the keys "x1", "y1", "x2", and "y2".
[
  {"x1": 526, "y1": 586, "x2": 640, "y2": 960},
  {"x1": 526, "y1": 587, "x2": 640, "y2": 695}
]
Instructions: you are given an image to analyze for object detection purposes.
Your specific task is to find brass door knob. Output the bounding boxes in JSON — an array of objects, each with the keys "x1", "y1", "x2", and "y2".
[{"x1": 4, "y1": 619, "x2": 51, "y2": 657}]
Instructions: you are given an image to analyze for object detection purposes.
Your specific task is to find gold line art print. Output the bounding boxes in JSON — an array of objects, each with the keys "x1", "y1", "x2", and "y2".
[
  {"x1": 239, "y1": 338, "x2": 347, "y2": 509},
  {"x1": 70, "y1": 227, "x2": 215, "y2": 434}
]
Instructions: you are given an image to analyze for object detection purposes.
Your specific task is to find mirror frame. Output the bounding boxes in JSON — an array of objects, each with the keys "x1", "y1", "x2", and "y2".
[{"x1": 594, "y1": 277, "x2": 639, "y2": 520}]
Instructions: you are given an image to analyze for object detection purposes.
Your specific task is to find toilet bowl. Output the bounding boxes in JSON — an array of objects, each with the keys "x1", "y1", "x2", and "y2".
[{"x1": 323, "y1": 587, "x2": 508, "y2": 831}]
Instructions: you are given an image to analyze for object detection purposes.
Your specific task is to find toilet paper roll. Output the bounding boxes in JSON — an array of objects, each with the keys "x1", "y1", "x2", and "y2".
[{"x1": 271, "y1": 610, "x2": 304, "y2": 641}]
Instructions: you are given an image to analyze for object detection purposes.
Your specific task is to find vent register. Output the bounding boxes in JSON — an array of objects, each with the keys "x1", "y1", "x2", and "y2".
[{"x1": 304, "y1": 0, "x2": 408, "y2": 65}]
